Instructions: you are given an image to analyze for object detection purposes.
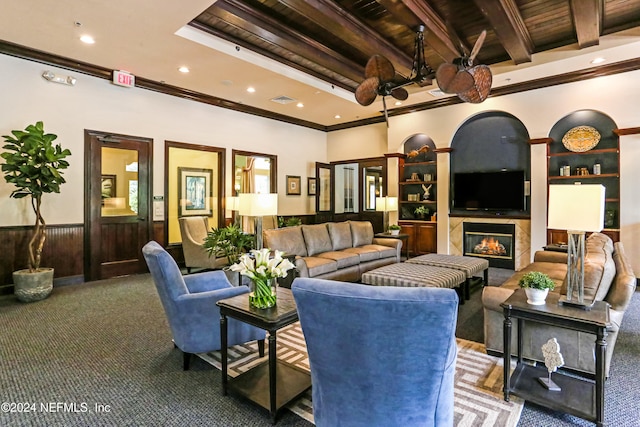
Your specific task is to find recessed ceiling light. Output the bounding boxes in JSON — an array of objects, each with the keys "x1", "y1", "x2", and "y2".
[
  {"x1": 296, "y1": 102, "x2": 304, "y2": 108},
  {"x1": 80, "y1": 35, "x2": 95, "y2": 44},
  {"x1": 591, "y1": 57, "x2": 606, "y2": 64},
  {"x1": 394, "y1": 101, "x2": 402, "y2": 106},
  {"x1": 247, "y1": 87, "x2": 256, "y2": 93},
  {"x1": 334, "y1": 114, "x2": 341, "y2": 119},
  {"x1": 178, "y1": 66, "x2": 190, "y2": 73}
]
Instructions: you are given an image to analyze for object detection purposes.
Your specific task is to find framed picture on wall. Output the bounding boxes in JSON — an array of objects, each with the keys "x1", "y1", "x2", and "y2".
[
  {"x1": 101, "y1": 175, "x2": 116, "y2": 198},
  {"x1": 308, "y1": 177, "x2": 317, "y2": 196},
  {"x1": 178, "y1": 167, "x2": 213, "y2": 217},
  {"x1": 286, "y1": 175, "x2": 301, "y2": 195}
]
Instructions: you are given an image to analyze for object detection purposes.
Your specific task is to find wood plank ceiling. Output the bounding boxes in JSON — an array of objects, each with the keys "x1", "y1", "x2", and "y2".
[{"x1": 191, "y1": 0, "x2": 640, "y2": 94}]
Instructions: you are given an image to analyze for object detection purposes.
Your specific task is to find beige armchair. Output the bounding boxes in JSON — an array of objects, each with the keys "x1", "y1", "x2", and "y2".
[{"x1": 178, "y1": 216, "x2": 227, "y2": 273}]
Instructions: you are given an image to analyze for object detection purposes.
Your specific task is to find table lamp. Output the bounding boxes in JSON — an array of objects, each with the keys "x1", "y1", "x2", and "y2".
[
  {"x1": 376, "y1": 196, "x2": 398, "y2": 232},
  {"x1": 547, "y1": 184, "x2": 605, "y2": 309},
  {"x1": 239, "y1": 193, "x2": 278, "y2": 249}
]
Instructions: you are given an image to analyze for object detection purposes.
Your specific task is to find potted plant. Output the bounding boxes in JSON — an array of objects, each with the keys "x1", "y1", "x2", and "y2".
[
  {"x1": 278, "y1": 216, "x2": 302, "y2": 228},
  {"x1": 518, "y1": 271, "x2": 555, "y2": 305},
  {"x1": 388, "y1": 224, "x2": 401, "y2": 235},
  {"x1": 414, "y1": 205, "x2": 429, "y2": 220},
  {"x1": 203, "y1": 224, "x2": 254, "y2": 286},
  {"x1": 1, "y1": 121, "x2": 71, "y2": 302}
]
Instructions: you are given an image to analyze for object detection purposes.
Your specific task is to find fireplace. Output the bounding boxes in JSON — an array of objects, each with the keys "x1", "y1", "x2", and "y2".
[{"x1": 463, "y1": 222, "x2": 516, "y2": 269}]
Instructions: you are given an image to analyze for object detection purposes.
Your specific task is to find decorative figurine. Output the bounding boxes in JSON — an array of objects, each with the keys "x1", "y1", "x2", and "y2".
[
  {"x1": 538, "y1": 338, "x2": 564, "y2": 391},
  {"x1": 407, "y1": 144, "x2": 429, "y2": 159},
  {"x1": 422, "y1": 184, "x2": 432, "y2": 200}
]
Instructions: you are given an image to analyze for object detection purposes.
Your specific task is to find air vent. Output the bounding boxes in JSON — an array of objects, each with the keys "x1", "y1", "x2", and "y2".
[
  {"x1": 271, "y1": 95, "x2": 296, "y2": 105},
  {"x1": 428, "y1": 88, "x2": 445, "y2": 97}
]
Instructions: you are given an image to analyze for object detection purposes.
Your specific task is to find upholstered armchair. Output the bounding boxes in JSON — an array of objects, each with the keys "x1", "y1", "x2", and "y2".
[
  {"x1": 142, "y1": 241, "x2": 265, "y2": 370},
  {"x1": 292, "y1": 278, "x2": 458, "y2": 427},
  {"x1": 178, "y1": 216, "x2": 227, "y2": 273}
]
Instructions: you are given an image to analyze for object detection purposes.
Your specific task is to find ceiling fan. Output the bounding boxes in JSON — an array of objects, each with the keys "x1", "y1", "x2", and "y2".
[
  {"x1": 435, "y1": 30, "x2": 492, "y2": 103},
  {"x1": 355, "y1": 25, "x2": 433, "y2": 124}
]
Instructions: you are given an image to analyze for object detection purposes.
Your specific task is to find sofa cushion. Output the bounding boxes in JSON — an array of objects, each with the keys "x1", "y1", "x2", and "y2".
[
  {"x1": 264, "y1": 226, "x2": 307, "y2": 257},
  {"x1": 327, "y1": 222, "x2": 353, "y2": 250},
  {"x1": 366, "y1": 244, "x2": 397, "y2": 259},
  {"x1": 302, "y1": 224, "x2": 333, "y2": 256},
  {"x1": 344, "y1": 246, "x2": 381, "y2": 262},
  {"x1": 317, "y1": 251, "x2": 360, "y2": 268},
  {"x1": 606, "y1": 242, "x2": 637, "y2": 311},
  {"x1": 350, "y1": 221, "x2": 374, "y2": 247},
  {"x1": 301, "y1": 256, "x2": 338, "y2": 277}
]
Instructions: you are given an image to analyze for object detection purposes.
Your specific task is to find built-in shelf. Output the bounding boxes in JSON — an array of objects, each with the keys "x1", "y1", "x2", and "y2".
[
  {"x1": 548, "y1": 148, "x2": 619, "y2": 157},
  {"x1": 548, "y1": 173, "x2": 619, "y2": 180},
  {"x1": 400, "y1": 180, "x2": 437, "y2": 185},
  {"x1": 400, "y1": 201, "x2": 436, "y2": 205},
  {"x1": 403, "y1": 161, "x2": 436, "y2": 166}
]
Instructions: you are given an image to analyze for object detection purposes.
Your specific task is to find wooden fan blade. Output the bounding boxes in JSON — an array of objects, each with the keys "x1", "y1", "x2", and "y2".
[
  {"x1": 391, "y1": 87, "x2": 409, "y2": 101},
  {"x1": 365, "y1": 55, "x2": 395, "y2": 82},
  {"x1": 457, "y1": 65, "x2": 492, "y2": 103},
  {"x1": 470, "y1": 30, "x2": 487, "y2": 62},
  {"x1": 355, "y1": 77, "x2": 380, "y2": 106},
  {"x1": 436, "y1": 63, "x2": 473, "y2": 93}
]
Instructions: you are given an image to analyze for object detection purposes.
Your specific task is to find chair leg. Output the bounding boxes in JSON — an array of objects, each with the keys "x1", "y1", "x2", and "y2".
[
  {"x1": 183, "y1": 352, "x2": 192, "y2": 371},
  {"x1": 186, "y1": 267, "x2": 192, "y2": 274},
  {"x1": 258, "y1": 339, "x2": 265, "y2": 357}
]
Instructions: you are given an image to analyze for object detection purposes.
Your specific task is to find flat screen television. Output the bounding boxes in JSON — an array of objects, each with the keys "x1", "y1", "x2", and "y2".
[{"x1": 453, "y1": 170, "x2": 526, "y2": 211}]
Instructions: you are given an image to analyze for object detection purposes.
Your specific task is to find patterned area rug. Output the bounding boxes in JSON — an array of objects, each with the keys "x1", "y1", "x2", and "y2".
[{"x1": 198, "y1": 323, "x2": 523, "y2": 426}]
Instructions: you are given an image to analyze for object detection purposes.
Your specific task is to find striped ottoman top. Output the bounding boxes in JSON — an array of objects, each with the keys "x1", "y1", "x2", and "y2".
[
  {"x1": 407, "y1": 254, "x2": 489, "y2": 278},
  {"x1": 361, "y1": 263, "x2": 465, "y2": 289}
]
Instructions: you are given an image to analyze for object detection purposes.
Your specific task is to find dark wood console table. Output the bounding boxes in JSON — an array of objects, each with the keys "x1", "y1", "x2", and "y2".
[
  {"x1": 218, "y1": 287, "x2": 311, "y2": 424},
  {"x1": 502, "y1": 289, "x2": 610, "y2": 426}
]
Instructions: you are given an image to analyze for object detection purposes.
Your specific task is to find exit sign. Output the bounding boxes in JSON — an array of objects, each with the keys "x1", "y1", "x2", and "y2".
[{"x1": 112, "y1": 70, "x2": 135, "y2": 88}]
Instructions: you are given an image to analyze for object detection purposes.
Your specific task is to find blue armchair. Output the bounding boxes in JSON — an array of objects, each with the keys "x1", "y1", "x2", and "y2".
[
  {"x1": 292, "y1": 278, "x2": 458, "y2": 427},
  {"x1": 142, "y1": 241, "x2": 265, "y2": 370}
]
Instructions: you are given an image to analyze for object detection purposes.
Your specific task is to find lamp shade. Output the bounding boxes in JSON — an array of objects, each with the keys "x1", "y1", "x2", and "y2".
[
  {"x1": 238, "y1": 193, "x2": 278, "y2": 216},
  {"x1": 225, "y1": 196, "x2": 239, "y2": 211},
  {"x1": 375, "y1": 196, "x2": 398, "y2": 212},
  {"x1": 548, "y1": 184, "x2": 605, "y2": 232}
]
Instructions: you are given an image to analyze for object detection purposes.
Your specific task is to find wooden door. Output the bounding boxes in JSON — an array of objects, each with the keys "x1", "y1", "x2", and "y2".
[
  {"x1": 84, "y1": 130, "x2": 152, "y2": 281},
  {"x1": 416, "y1": 223, "x2": 437, "y2": 254}
]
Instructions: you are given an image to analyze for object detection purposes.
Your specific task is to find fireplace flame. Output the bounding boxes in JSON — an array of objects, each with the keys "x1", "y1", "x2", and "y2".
[{"x1": 473, "y1": 237, "x2": 507, "y2": 256}]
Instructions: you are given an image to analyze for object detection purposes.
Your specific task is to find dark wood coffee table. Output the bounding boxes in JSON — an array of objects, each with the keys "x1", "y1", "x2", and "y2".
[
  {"x1": 502, "y1": 289, "x2": 610, "y2": 426},
  {"x1": 217, "y1": 287, "x2": 311, "y2": 424}
]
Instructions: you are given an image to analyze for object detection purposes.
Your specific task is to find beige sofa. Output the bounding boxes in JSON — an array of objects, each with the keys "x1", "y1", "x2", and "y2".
[
  {"x1": 263, "y1": 221, "x2": 401, "y2": 282},
  {"x1": 482, "y1": 233, "x2": 636, "y2": 377}
]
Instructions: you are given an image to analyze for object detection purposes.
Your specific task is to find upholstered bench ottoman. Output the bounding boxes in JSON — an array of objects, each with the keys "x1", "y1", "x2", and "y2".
[
  {"x1": 406, "y1": 254, "x2": 489, "y2": 300},
  {"x1": 361, "y1": 263, "x2": 467, "y2": 304}
]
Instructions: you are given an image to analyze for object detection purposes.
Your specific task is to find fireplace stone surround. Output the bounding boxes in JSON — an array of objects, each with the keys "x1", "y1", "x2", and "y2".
[{"x1": 449, "y1": 217, "x2": 531, "y2": 271}]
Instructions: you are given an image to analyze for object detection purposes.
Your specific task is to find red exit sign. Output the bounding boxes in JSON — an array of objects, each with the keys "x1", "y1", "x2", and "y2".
[{"x1": 112, "y1": 70, "x2": 135, "y2": 88}]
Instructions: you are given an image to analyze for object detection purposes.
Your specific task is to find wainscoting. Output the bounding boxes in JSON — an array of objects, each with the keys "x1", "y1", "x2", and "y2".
[{"x1": 449, "y1": 217, "x2": 531, "y2": 271}]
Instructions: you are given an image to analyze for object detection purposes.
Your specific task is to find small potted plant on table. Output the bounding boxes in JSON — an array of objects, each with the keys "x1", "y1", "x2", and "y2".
[
  {"x1": 388, "y1": 224, "x2": 401, "y2": 235},
  {"x1": 414, "y1": 205, "x2": 429, "y2": 220},
  {"x1": 518, "y1": 271, "x2": 555, "y2": 305}
]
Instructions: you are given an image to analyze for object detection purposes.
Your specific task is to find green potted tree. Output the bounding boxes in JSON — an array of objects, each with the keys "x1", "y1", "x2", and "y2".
[
  {"x1": 518, "y1": 271, "x2": 555, "y2": 305},
  {"x1": 1, "y1": 122, "x2": 71, "y2": 302},
  {"x1": 203, "y1": 224, "x2": 254, "y2": 286}
]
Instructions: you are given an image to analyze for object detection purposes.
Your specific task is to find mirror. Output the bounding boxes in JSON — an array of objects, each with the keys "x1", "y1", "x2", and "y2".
[
  {"x1": 316, "y1": 163, "x2": 331, "y2": 212},
  {"x1": 334, "y1": 163, "x2": 359, "y2": 213},
  {"x1": 364, "y1": 166, "x2": 383, "y2": 210},
  {"x1": 232, "y1": 150, "x2": 277, "y2": 195}
]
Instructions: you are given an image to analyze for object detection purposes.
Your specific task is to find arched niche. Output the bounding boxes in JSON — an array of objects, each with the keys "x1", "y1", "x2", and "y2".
[{"x1": 450, "y1": 111, "x2": 531, "y2": 217}]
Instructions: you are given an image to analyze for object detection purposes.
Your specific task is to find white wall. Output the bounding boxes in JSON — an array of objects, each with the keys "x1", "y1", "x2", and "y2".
[
  {"x1": 0, "y1": 54, "x2": 326, "y2": 224},
  {"x1": 327, "y1": 70, "x2": 640, "y2": 275}
]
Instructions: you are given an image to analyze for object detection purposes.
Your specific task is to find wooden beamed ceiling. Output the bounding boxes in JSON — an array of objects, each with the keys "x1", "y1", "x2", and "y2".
[{"x1": 192, "y1": 0, "x2": 640, "y2": 93}]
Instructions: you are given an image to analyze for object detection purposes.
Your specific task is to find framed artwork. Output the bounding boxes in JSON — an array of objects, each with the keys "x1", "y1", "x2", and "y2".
[
  {"x1": 286, "y1": 175, "x2": 301, "y2": 195},
  {"x1": 101, "y1": 175, "x2": 116, "y2": 198},
  {"x1": 178, "y1": 167, "x2": 213, "y2": 217},
  {"x1": 307, "y1": 177, "x2": 317, "y2": 196}
]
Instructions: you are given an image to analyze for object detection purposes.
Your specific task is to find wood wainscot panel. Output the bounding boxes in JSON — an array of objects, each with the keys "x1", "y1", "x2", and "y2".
[{"x1": 0, "y1": 224, "x2": 84, "y2": 291}]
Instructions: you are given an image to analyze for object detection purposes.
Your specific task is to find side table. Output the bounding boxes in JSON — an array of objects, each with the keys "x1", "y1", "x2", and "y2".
[
  {"x1": 217, "y1": 287, "x2": 311, "y2": 424},
  {"x1": 502, "y1": 289, "x2": 610, "y2": 426},
  {"x1": 375, "y1": 232, "x2": 410, "y2": 260}
]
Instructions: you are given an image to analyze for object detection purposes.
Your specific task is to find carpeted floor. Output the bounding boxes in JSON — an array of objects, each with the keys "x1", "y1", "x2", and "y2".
[{"x1": 0, "y1": 269, "x2": 638, "y2": 426}]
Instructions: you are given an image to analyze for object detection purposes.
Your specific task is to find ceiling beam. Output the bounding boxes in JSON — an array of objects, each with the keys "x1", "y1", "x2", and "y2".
[
  {"x1": 387, "y1": 0, "x2": 458, "y2": 62},
  {"x1": 570, "y1": 0, "x2": 601, "y2": 48},
  {"x1": 278, "y1": 0, "x2": 414, "y2": 76},
  {"x1": 473, "y1": 0, "x2": 533, "y2": 64},
  {"x1": 213, "y1": 0, "x2": 365, "y2": 85}
]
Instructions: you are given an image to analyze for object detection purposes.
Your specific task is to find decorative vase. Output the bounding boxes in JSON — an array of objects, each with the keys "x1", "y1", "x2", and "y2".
[
  {"x1": 249, "y1": 277, "x2": 277, "y2": 309},
  {"x1": 390, "y1": 229, "x2": 400, "y2": 235},
  {"x1": 13, "y1": 268, "x2": 54, "y2": 302},
  {"x1": 524, "y1": 288, "x2": 549, "y2": 305}
]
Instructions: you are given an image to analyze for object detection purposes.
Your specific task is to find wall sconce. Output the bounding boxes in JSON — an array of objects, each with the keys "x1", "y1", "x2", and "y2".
[
  {"x1": 547, "y1": 184, "x2": 605, "y2": 309},
  {"x1": 42, "y1": 70, "x2": 77, "y2": 86},
  {"x1": 238, "y1": 193, "x2": 278, "y2": 249},
  {"x1": 376, "y1": 196, "x2": 398, "y2": 232}
]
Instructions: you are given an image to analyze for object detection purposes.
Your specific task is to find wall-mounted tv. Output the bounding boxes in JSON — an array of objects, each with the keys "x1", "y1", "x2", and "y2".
[{"x1": 453, "y1": 170, "x2": 526, "y2": 211}]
